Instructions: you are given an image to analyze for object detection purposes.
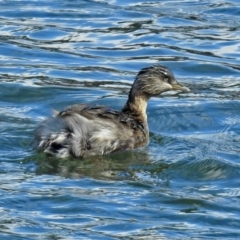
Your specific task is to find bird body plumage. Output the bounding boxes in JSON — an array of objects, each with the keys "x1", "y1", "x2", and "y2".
[{"x1": 33, "y1": 65, "x2": 189, "y2": 158}]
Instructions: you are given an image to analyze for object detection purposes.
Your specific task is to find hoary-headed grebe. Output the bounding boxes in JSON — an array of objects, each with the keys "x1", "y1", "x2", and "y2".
[{"x1": 33, "y1": 65, "x2": 190, "y2": 158}]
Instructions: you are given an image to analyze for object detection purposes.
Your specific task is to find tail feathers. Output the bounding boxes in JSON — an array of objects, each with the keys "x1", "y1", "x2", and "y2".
[
  {"x1": 38, "y1": 132, "x2": 70, "y2": 158},
  {"x1": 33, "y1": 117, "x2": 71, "y2": 158},
  {"x1": 33, "y1": 113, "x2": 94, "y2": 158}
]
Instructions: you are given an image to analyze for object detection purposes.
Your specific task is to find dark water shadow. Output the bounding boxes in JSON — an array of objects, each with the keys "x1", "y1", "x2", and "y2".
[{"x1": 25, "y1": 149, "x2": 169, "y2": 182}]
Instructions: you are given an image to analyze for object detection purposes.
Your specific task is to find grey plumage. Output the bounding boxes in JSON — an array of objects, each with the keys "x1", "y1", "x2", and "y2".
[{"x1": 33, "y1": 65, "x2": 190, "y2": 158}]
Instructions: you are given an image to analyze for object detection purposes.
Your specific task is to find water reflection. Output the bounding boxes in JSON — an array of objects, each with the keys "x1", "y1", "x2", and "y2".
[{"x1": 31, "y1": 149, "x2": 170, "y2": 182}]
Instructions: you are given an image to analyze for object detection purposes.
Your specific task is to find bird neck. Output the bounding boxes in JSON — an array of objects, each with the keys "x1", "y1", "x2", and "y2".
[{"x1": 122, "y1": 93, "x2": 149, "y2": 123}]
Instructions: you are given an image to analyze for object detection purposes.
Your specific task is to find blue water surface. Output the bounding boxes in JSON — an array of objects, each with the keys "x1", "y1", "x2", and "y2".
[{"x1": 1, "y1": 0, "x2": 240, "y2": 239}]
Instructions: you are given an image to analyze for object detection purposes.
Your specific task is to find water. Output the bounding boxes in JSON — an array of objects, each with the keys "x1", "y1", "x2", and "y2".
[{"x1": 1, "y1": 0, "x2": 240, "y2": 239}]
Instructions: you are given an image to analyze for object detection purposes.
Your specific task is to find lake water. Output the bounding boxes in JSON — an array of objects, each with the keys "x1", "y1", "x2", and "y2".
[{"x1": 1, "y1": 0, "x2": 240, "y2": 239}]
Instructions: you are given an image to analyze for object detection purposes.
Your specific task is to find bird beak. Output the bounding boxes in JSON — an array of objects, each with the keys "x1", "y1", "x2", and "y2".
[{"x1": 171, "y1": 83, "x2": 190, "y2": 93}]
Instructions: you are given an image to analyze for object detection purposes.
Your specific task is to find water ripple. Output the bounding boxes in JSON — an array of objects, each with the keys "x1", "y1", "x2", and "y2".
[{"x1": 1, "y1": 0, "x2": 240, "y2": 239}]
